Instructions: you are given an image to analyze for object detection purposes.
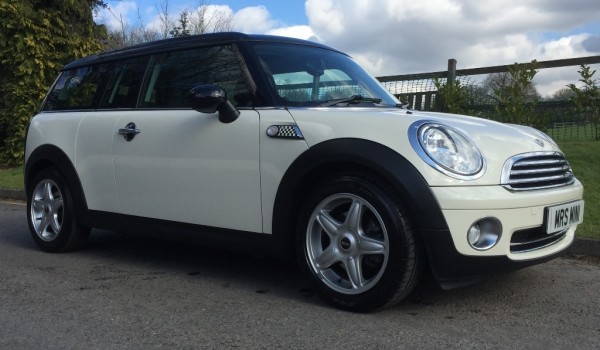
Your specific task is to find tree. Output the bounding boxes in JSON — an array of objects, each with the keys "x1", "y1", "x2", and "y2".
[
  {"x1": 188, "y1": 3, "x2": 233, "y2": 34},
  {"x1": 549, "y1": 87, "x2": 576, "y2": 101},
  {"x1": 0, "y1": 0, "x2": 108, "y2": 165},
  {"x1": 433, "y1": 78, "x2": 472, "y2": 115},
  {"x1": 169, "y1": 10, "x2": 192, "y2": 38},
  {"x1": 104, "y1": 0, "x2": 233, "y2": 49},
  {"x1": 490, "y1": 61, "x2": 541, "y2": 126},
  {"x1": 568, "y1": 64, "x2": 600, "y2": 139},
  {"x1": 483, "y1": 71, "x2": 541, "y2": 103}
]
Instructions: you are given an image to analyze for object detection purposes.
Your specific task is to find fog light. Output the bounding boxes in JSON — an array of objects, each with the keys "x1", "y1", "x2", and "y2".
[
  {"x1": 467, "y1": 225, "x2": 481, "y2": 246},
  {"x1": 467, "y1": 218, "x2": 502, "y2": 251}
]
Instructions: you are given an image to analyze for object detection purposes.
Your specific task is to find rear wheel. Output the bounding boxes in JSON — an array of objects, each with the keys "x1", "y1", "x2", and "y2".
[
  {"x1": 297, "y1": 174, "x2": 421, "y2": 312},
  {"x1": 27, "y1": 167, "x2": 90, "y2": 252}
]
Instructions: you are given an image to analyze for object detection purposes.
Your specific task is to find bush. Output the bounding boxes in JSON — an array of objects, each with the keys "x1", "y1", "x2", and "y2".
[{"x1": 0, "y1": 0, "x2": 106, "y2": 165}]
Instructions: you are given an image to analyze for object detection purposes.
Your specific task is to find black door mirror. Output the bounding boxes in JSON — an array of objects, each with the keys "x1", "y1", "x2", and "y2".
[{"x1": 187, "y1": 84, "x2": 240, "y2": 124}]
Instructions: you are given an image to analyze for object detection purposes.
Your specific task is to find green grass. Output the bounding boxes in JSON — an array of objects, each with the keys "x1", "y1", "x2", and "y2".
[
  {"x1": 0, "y1": 140, "x2": 597, "y2": 239},
  {"x1": 547, "y1": 124, "x2": 598, "y2": 141},
  {"x1": 0, "y1": 166, "x2": 23, "y2": 190},
  {"x1": 557, "y1": 141, "x2": 600, "y2": 239}
]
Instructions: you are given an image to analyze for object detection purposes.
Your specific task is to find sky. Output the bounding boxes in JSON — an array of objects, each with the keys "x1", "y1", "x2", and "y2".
[{"x1": 94, "y1": 0, "x2": 600, "y2": 96}]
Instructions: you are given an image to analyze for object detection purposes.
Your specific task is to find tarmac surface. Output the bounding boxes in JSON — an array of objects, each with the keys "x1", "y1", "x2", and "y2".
[{"x1": 1, "y1": 201, "x2": 599, "y2": 350}]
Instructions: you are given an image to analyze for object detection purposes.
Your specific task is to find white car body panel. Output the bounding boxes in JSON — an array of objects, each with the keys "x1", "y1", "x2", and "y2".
[
  {"x1": 25, "y1": 112, "x2": 84, "y2": 165},
  {"x1": 257, "y1": 109, "x2": 309, "y2": 234},
  {"x1": 111, "y1": 109, "x2": 263, "y2": 233},
  {"x1": 286, "y1": 107, "x2": 584, "y2": 257},
  {"x1": 289, "y1": 108, "x2": 564, "y2": 187},
  {"x1": 433, "y1": 182, "x2": 583, "y2": 257},
  {"x1": 76, "y1": 112, "x2": 122, "y2": 211}
]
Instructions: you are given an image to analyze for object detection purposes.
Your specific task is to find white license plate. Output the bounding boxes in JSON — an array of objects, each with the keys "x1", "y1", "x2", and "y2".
[{"x1": 545, "y1": 200, "x2": 584, "y2": 234}]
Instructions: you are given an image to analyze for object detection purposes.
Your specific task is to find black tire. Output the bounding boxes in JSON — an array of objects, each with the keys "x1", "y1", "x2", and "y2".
[
  {"x1": 296, "y1": 173, "x2": 421, "y2": 312},
  {"x1": 26, "y1": 167, "x2": 90, "y2": 252}
]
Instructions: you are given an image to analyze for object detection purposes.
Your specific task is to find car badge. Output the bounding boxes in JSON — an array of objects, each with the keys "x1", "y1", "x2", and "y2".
[
  {"x1": 266, "y1": 125, "x2": 304, "y2": 139},
  {"x1": 534, "y1": 138, "x2": 544, "y2": 147}
]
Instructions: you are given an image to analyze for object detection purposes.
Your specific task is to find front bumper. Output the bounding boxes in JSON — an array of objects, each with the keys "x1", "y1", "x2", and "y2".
[{"x1": 421, "y1": 180, "x2": 583, "y2": 284}]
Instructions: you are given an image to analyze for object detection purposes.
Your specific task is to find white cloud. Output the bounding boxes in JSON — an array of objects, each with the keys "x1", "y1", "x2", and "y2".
[
  {"x1": 94, "y1": 0, "x2": 599, "y2": 96},
  {"x1": 233, "y1": 6, "x2": 277, "y2": 33},
  {"x1": 232, "y1": 6, "x2": 315, "y2": 40},
  {"x1": 189, "y1": 5, "x2": 234, "y2": 32},
  {"x1": 304, "y1": 0, "x2": 600, "y2": 96},
  {"x1": 94, "y1": 1, "x2": 138, "y2": 30},
  {"x1": 266, "y1": 26, "x2": 314, "y2": 40}
]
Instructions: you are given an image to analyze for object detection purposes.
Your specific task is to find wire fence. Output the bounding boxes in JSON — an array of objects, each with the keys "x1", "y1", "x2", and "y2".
[{"x1": 377, "y1": 56, "x2": 600, "y2": 141}]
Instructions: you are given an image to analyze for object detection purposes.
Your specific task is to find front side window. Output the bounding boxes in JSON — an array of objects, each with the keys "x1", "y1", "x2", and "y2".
[
  {"x1": 101, "y1": 56, "x2": 149, "y2": 109},
  {"x1": 251, "y1": 43, "x2": 399, "y2": 107},
  {"x1": 140, "y1": 45, "x2": 251, "y2": 109},
  {"x1": 42, "y1": 63, "x2": 113, "y2": 111}
]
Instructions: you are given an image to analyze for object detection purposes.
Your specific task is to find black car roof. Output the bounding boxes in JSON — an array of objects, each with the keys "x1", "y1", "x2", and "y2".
[{"x1": 62, "y1": 32, "x2": 340, "y2": 70}]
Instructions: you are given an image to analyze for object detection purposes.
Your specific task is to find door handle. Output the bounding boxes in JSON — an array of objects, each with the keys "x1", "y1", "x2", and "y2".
[{"x1": 118, "y1": 122, "x2": 140, "y2": 141}]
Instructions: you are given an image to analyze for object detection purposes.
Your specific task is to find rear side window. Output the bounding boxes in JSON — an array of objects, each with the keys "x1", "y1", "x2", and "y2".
[
  {"x1": 42, "y1": 44, "x2": 251, "y2": 111},
  {"x1": 42, "y1": 63, "x2": 113, "y2": 111},
  {"x1": 140, "y1": 45, "x2": 251, "y2": 108}
]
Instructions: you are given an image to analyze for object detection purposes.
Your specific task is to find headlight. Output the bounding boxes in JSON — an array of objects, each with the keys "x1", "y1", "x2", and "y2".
[{"x1": 410, "y1": 122, "x2": 485, "y2": 180}]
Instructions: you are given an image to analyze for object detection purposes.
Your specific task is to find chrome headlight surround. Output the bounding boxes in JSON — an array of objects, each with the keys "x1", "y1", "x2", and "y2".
[{"x1": 409, "y1": 121, "x2": 485, "y2": 180}]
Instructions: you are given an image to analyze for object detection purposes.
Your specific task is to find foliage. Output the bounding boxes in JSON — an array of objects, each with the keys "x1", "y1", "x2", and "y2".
[
  {"x1": 0, "y1": 0, "x2": 107, "y2": 165},
  {"x1": 492, "y1": 60, "x2": 541, "y2": 127},
  {"x1": 483, "y1": 71, "x2": 540, "y2": 103},
  {"x1": 104, "y1": 0, "x2": 233, "y2": 49},
  {"x1": 549, "y1": 87, "x2": 576, "y2": 101},
  {"x1": 170, "y1": 10, "x2": 192, "y2": 38},
  {"x1": 557, "y1": 141, "x2": 600, "y2": 240},
  {"x1": 567, "y1": 65, "x2": 600, "y2": 140},
  {"x1": 433, "y1": 77, "x2": 473, "y2": 114}
]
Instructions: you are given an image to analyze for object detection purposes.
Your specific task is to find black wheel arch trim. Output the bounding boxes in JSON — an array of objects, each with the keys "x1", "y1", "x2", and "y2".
[
  {"x1": 25, "y1": 145, "x2": 89, "y2": 224},
  {"x1": 272, "y1": 138, "x2": 449, "y2": 243}
]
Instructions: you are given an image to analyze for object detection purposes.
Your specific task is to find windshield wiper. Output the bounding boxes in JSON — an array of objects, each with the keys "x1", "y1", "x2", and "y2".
[{"x1": 322, "y1": 94, "x2": 382, "y2": 107}]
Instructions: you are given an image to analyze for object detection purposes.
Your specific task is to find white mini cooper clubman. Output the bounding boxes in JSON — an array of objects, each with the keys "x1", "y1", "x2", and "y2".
[{"x1": 25, "y1": 33, "x2": 584, "y2": 311}]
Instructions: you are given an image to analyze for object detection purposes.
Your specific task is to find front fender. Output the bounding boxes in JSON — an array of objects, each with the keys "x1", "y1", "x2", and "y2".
[{"x1": 272, "y1": 138, "x2": 449, "y2": 239}]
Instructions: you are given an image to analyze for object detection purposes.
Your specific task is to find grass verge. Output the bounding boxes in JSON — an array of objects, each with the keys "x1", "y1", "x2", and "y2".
[
  {"x1": 558, "y1": 141, "x2": 599, "y2": 240},
  {"x1": 0, "y1": 166, "x2": 23, "y2": 191}
]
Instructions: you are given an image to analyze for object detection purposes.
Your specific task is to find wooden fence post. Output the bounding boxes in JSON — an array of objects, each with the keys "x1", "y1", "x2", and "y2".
[{"x1": 447, "y1": 58, "x2": 457, "y2": 86}]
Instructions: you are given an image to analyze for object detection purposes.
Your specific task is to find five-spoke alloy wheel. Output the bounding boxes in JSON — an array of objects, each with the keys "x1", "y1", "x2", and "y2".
[
  {"x1": 306, "y1": 193, "x2": 389, "y2": 295},
  {"x1": 297, "y1": 174, "x2": 421, "y2": 312},
  {"x1": 30, "y1": 178, "x2": 64, "y2": 242},
  {"x1": 27, "y1": 167, "x2": 90, "y2": 252}
]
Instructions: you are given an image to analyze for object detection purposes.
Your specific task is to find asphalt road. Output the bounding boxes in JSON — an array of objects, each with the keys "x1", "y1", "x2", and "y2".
[{"x1": 1, "y1": 201, "x2": 599, "y2": 350}]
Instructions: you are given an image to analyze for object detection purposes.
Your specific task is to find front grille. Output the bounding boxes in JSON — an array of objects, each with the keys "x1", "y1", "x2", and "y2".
[
  {"x1": 510, "y1": 226, "x2": 567, "y2": 253},
  {"x1": 501, "y1": 152, "x2": 574, "y2": 191}
]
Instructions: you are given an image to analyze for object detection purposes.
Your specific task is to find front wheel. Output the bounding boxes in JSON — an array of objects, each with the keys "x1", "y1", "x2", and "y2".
[
  {"x1": 27, "y1": 167, "x2": 90, "y2": 252},
  {"x1": 297, "y1": 174, "x2": 421, "y2": 312}
]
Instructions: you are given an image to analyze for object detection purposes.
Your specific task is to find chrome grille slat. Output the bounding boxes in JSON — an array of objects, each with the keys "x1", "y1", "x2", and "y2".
[
  {"x1": 513, "y1": 159, "x2": 564, "y2": 167},
  {"x1": 510, "y1": 227, "x2": 568, "y2": 253},
  {"x1": 501, "y1": 151, "x2": 575, "y2": 191},
  {"x1": 510, "y1": 165, "x2": 570, "y2": 175},
  {"x1": 509, "y1": 173, "x2": 573, "y2": 184}
]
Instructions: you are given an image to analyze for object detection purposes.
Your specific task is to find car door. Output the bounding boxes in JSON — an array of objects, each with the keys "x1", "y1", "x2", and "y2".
[
  {"x1": 111, "y1": 44, "x2": 263, "y2": 233},
  {"x1": 112, "y1": 109, "x2": 262, "y2": 232}
]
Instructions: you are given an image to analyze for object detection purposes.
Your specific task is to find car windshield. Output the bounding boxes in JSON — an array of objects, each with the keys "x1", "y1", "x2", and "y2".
[{"x1": 251, "y1": 43, "x2": 400, "y2": 107}]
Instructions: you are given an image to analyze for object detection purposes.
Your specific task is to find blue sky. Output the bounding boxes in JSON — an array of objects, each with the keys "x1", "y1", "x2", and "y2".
[
  {"x1": 95, "y1": 0, "x2": 600, "y2": 96},
  {"x1": 218, "y1": 0, "x2": 306, "y2": 25}
]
